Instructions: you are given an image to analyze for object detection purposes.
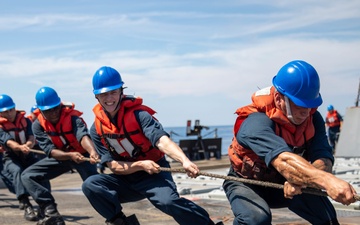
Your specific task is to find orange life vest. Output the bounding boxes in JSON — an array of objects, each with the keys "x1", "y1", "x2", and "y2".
[
  {"x1": 93, "y1": 95, "x2": 164, "y2": 162},
  {"x1": 228, "y1": 86, "x2": 316, "y2": 181},
  {"x1": 36, "y1": 103, "x2": 86, "y2": 153},
  {"x1": 0, "y1": 111, "x2": 28, "y2": 146},
  {"x1": 326, "y1": 110, "x2": 341, "y2": 127},
  {"x1": 26, "y1": 108, "x2": 41, "y2": 122}
]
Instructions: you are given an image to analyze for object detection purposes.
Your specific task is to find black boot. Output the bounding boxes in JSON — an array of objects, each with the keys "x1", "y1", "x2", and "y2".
[
  {"x1": 125, "y1": 214, "x2": 140, "y2": 225},
  {"x1": 209, "y1": 220, "x2": 224, "y2": 225},
  {"x1": 18, "y1": 196, "x2": 38, "y2": 221},
  {"x1": 24, "y1": 205, "x2": 38, "y2": 221},
  {"x1": 106, "y1": 213, "x2": 140, "y2": 225},
  {"x1": 37, "y1": 203, "x2": 65, "y2": 225},
  {"x1": 19, "y1": 200, "x2": 26, "y2": 210},
  {"x1": 106, "y1": 217, "x2": 127, "y2": 225},
  {"x1": 18, "y1": 195, "x2": 30, "y2": 210}
]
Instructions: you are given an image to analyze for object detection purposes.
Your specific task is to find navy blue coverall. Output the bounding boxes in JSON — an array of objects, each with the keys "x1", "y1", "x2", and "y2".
[
  {"x1": 21, "y1": 116, "x2": 97, "y2": 208},
  {"x1": 82, "y1": 110, "x2": 213, "y2": 225},
  {"x1": 0, "y1": 117, "x2": 40, "y2": 200},
  {"x1": 223, "y1": 112, "x2": 338, "y2": 225}
]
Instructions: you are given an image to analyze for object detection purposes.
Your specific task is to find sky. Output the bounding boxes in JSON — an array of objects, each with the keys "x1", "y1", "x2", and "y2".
[{"x1": 1, "y1": 0, "x2": 360, "y2": 127}]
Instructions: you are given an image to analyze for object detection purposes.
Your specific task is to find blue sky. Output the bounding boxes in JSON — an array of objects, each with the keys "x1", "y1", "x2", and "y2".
[{"x1": 1, "y1": 0, "x2": 360, "y2": 127}]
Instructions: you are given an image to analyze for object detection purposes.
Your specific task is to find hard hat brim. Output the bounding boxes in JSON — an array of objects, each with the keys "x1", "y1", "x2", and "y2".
[
  {"x1": 0, "y1": 105, "x2": 15, "y2": 113},
  {"x1": 93, "y1": 84, "x2": 122, "y2": 95},
  {"x1": 37, "y1": 102, "x2": 61, "y2": 111},
  {"x1": 287, "y1": 93, "x2": 323, "y2": 108}
]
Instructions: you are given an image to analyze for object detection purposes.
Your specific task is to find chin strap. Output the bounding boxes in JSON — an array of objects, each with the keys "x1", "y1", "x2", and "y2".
[
  {"x1": 284, "y1": 96, "x2": 301, "y2": 125},
  {"x1": 113, "y1": 92, "x2": 123, "y2": 112}
]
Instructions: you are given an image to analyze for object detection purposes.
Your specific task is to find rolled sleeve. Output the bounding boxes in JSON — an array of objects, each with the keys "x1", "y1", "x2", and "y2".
[
  {"x1": 72, "y1": 116, "x2": 91, "y2": 143},
  {"x1": 237, "y1": 112, "x2": 291, "y2": 166},
  {"x1": 135, "y1": 110, "x2": 169, "y2": 146}
]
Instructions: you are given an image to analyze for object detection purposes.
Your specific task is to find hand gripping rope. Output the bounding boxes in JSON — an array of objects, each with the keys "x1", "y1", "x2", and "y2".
[{"x1": 29, "y1": 149, "x2": 360, "y2": 201}]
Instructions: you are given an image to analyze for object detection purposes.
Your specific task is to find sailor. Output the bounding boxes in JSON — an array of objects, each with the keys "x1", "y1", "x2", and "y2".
[
  {"x1": 21, "y1": 86, "x2": 99, "y2": 225},
  {"x1": 27, "y1": 105, "x2": 40, "y2": 122},
  {"x1": 0, "y1": 94, "x2": 40, "y2": 222},
  {"x1": 325, "y1": 104, "x2": 343, "y2": 151},
  {"x1": 224, "y1": 60, "x2": 357, "y2": 225},
  {"x1": 82, "y1": 66, "x2": 223, "y2": 225},
  {"x1": 0, "y1": 145, "x2": 15, "y2": 194}
]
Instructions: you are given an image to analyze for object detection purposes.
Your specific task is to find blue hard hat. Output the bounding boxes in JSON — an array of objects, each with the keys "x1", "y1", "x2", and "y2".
[
  {"x1": 35, "y1": 86, "x2": 61, "y2": 111},
  {"x1": 30, "y1": 105, "x2": 37, "y2": 113},
  {"x1": 0, "y1": 94, "x2": 15, "y2": 112},
  {"x1": 272, "y1": 60, "x2": 322, "y2": 108},
  {"x1": 327, "y1": 105, "x2": 334, "y2": 111},
  {"x1": 92, "y1": 66, "x2": 124, "y2": 95}
]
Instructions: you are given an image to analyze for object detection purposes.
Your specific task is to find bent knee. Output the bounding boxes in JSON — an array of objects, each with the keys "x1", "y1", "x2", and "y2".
[
  {"x1": 81, "y1": 177, "x2": 93, "y2": 192},
  {"x1": 81, "y1": 175, "x2": 102, "y2": 193},
  {"x1": 151, "y1": 195, "x2": 182, "y2": 211},
  {"x1": 20, "y1": 172, "x2": 30, "y2": 180}
]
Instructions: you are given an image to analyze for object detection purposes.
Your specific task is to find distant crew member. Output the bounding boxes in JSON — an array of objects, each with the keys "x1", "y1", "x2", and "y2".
[
  {"x1": 26, "y1": 105, "x2": 40, "y2": 122},
  {"x1": 325, "y1": 104, "x2": 343, "y2": 151}
]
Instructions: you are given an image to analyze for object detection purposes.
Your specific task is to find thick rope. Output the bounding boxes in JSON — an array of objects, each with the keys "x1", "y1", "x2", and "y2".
[
  {"x1": 159, "y1": 167, "x2": 360, "y2": 201},
  {"x1": 29, "y1": 149, "x2": 101, "y2": 163},
  {"x1": 29, "y1": 149, "x2": 359, "y2": 201}
]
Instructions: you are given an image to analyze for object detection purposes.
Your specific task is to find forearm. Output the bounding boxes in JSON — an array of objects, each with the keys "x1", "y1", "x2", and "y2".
[
  {"x1": 272, "y1": 152, "x2": 332, "y2": 189},
  {"x1": 49, "y1": 149, "x2": 73, "y2": 161},
  {"x1": 107, "y1": 160, "x2": 145, "y2": 175},
  {"x1": 6, "y1": 140, "x2": 27, "y2": 152},
  {"x1": 156, "y1": 136, "x2": 188, "y2": 164},
  {"x1": 312, "y1": 158, "x2": 333, "y2": 173},
  {"x1": 7, "y1": 138, "x2": 35, "y2": 154},
  {"x1": 80, "y1": 135, "x2": 98, "y2": 155}
]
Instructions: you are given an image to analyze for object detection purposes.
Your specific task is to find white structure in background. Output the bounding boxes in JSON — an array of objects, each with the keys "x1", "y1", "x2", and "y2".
[
  {"x1": 332, "y1": 106, "x2": 360, "y2": 210},
  {"x1": 335, "y1": 107, "x2": 360, "y2": 158}
]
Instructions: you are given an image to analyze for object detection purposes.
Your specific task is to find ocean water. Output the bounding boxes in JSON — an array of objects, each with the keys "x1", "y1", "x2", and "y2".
[{"x1": 164, "y1": 125, "x2": 233, "y2": 156}]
